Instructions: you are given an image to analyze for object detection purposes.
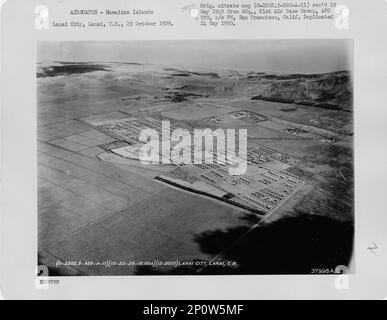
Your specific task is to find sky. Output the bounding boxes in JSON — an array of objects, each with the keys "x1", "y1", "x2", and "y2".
[{"x1": 37, "y1": 39, "x2": 353, "y2": 74}]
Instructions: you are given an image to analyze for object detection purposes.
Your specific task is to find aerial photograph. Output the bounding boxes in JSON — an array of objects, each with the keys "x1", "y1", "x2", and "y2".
[{"x1": 37, "y1": 40, "x2": 354, "y2": 275}]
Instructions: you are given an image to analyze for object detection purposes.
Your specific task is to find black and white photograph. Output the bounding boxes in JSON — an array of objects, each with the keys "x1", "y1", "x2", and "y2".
[{"x1": 36, "y1": 40, "x2": 354, "y2": 276}]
